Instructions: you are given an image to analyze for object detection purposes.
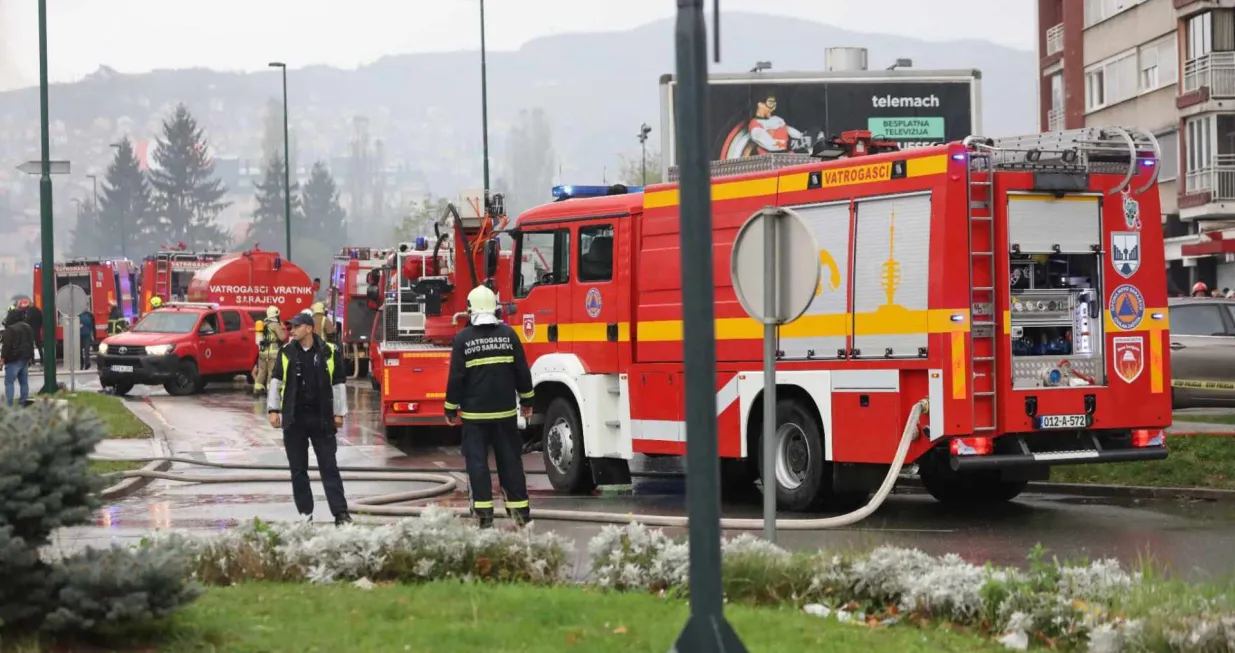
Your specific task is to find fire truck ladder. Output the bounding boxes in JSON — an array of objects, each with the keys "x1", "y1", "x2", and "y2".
[
  {"x1": 965, "y1": 148, "x2": 998, "y2": 433},
  {"x1": 153, "y1": 254, "x2": 173, "y2": 301},
  {"x1": 960, "y1": 127, "x2": 1162, "y2": 433}
]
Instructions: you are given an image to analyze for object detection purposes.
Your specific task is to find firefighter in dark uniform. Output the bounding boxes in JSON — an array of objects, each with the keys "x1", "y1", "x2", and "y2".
[
  {"x1": 266, "y1": 312, "x2": 352, "y2": 525},
  {"x1": 444, "y1": 285, "x2": 535, "y2": 528}
]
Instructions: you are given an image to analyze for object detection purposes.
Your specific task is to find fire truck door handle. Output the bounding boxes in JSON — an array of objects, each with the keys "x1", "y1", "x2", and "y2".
[{"x1": 547, "y1": 324, "x2": 558, "y2": 342}]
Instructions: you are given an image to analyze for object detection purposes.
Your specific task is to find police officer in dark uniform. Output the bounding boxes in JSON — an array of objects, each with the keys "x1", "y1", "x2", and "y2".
[
  {"x1": 266, "y1": 312, "x2": 352, "y2": 525},
  {"x1": 444, "y1": 285, "x2": 535, "y2": 528}
]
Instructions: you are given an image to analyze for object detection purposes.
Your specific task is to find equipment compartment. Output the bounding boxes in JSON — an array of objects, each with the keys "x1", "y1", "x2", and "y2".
[{"x1": 1008, "y1": 252, "x2": 1105, "y2": 389}]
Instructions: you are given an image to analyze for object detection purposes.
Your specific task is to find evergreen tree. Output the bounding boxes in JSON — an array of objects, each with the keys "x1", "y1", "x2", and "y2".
[
  {"x1": 76, "y1": 138, "x2": 154, "y2": 257},
  {"x1": 148, "y1": 104, "x2": 231, "y2": 250},
  {"x1": 246, "y1": 153, "x2": 301, "y2": 257},
  {"x1": 299, "y1": 161, "x2": 346, "y2": 253},
  {"x1": 68, "y1": 201, "x2": 103, "y2": 257}
]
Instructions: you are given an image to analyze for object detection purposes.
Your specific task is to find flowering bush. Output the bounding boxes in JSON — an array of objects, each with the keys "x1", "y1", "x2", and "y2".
[{"x1": 146, "y1": 506, "x2": 573, "y2": 586}]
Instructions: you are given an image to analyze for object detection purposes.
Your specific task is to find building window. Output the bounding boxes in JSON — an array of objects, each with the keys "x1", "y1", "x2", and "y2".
[
  {"x1": 1157, "y1": 130, "x2": 1179, "y2": 183},
  {"x1": 1186, "y1": 115, "x2": 1215, "y2": 192},
  {"x1": 1188, "y1": 12, "x2": 1214, "y2": 61},
  {"x1": 1085, "y1": 0, "x2": 1143, "y2": 28},
  {"x1": 1139, "y1": 33, "x2": 1179, "y2": 93},
  {"x1": 1085, "y1": 50, "x2": 1137, "y2": 112}
]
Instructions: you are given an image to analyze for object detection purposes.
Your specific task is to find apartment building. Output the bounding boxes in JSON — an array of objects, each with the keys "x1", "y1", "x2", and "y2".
[{"x1": 1035, "y1": 0, "x2": 1235, "y2": 295}]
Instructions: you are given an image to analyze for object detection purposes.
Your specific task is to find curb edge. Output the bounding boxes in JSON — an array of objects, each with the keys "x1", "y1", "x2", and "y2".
[{"x1": 99, "y1": 398, "x2": 174, "y2": 501}]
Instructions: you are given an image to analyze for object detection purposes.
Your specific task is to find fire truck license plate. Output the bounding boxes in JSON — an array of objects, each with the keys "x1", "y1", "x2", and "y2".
[
  {"x1": 1038, "y1": 414, "x2": 1088, "y2": 430},
  {"x1": 110, "y1": 365, "x2": 133, "y2": 373}
]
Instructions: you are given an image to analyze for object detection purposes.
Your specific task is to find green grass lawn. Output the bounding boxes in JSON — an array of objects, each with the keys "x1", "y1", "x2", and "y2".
[
  {"x1": 88, "y1": 459, "x2": 146, "y2": 476},
  {"x1": 1049, "y1": 434, "x2": 1235, "y2": 489},
  {"x1": 60, "y1": 391, "x2": 151, "y2": 439},
  {"x1": 11, "y1": 582, "x2": 1001, "y2": 653},
  {"x1": 1174, "y1": 412, "x2": 1235, "y2": 426}
]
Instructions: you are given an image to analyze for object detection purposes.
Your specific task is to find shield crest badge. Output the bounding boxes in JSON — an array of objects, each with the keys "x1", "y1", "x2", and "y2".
[
  {"x1": 1113, "y1": 336, "x2": 1144, "y2": 384},
  {"x1": 522, "y1": 314, "x2": 536, "y2": 342},
  {"x1": 1111, "y1": 232, "x2": 1140, "y2": 279}
]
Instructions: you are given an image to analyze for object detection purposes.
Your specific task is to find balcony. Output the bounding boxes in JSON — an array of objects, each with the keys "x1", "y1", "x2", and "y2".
[
  {"x1": 1046, "y1": 23, "x2": 1064, "y2": 57},
  {"x1": 1047, "y1": 107, "x2": 1066, "y2": 131},
  {"x1": 1183, "y1": 52, "x2": 1235, "y2": 97},
  {"x1": 1181, "y1": 153, "x2": 1235, "y2": 220}
]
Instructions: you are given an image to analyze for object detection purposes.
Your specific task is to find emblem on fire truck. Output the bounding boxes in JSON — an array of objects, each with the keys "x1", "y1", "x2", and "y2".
[
  {"x1": 585, "y1": 288, "x2": 603, "y2": 318},
  {"x1": 1111, "y1": 232, "x2": 1140, "y2": 278},
  {"x1": 1122, "y1": 188, "x2": 1141, "y2": 231},
  {"x1": 522, "y1": 314, "x2": 536, "y2": 342},
  {"x1": 1108, "y1": 284, "x2": 1145, "y2": 331},
  {"x1": 1113, "y1": 336, "x2": 1144, "y2": 383}
]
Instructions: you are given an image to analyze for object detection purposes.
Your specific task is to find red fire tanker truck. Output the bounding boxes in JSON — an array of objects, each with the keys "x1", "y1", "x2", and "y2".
[
  {"x1": 499, "y1": 127, "x2": 1171, "y2": 512},
  {"x1": 186, "y1": 247, "x2": 315, "y2": 318}
]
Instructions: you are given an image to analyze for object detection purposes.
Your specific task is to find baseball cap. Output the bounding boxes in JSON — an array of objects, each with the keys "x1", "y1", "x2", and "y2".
[{"x1": 289, "y1": 313, "x2": 314, "y2": 327}]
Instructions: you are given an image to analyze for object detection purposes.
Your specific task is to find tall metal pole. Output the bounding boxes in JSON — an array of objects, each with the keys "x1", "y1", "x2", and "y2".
[
  {"x1": 37, "y1": 0, "x2": 57, "y2": 394},
  {"x1": 480, "y1": 0, "x2": 490, "y2": 195},
  {"x1": 762, "y1": 212, "x2": 778, "y2": 543},
  {"x1": 281, "y1": 66, "x2": 292, "y2": 260},
  {"x1": 111, "y1": 142, "x2": 124, "y2": 257},
  {"x1": 88, "y1": 174, "x2": 98, "y2": 214},
  {"x1": 671, "y1": 0, "x2": 746, "y2": 650}
]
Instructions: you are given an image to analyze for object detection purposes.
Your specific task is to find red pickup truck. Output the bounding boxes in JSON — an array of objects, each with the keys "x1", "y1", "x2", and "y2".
[{"x1": 96, "y1": 302, "x2": 262, "y2": 396}]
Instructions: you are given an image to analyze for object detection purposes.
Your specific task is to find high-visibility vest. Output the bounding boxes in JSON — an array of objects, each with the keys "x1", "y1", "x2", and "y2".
[{"x1": 276, "y1": 343, "x2": 336, "y2": 404}]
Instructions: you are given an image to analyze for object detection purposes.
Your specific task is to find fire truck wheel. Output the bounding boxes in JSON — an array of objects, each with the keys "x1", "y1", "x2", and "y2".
[
  {"x1": 164, "y1": 360, "x2": 201, "y2": 397},
  {"x1": 918, "y1": 468, "x2": 1029, "y2": 504},
  {"x1": 756, "y1": 399, "x2": 828, "y2": 512},
  {"x1": 542, "y1": 397, "x2": 596, "y2": 494}
]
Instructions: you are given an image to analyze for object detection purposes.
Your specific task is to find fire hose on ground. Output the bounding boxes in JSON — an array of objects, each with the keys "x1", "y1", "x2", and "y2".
[{"x1": 95, "y1": 399, "x2": 927, "y2": 530}]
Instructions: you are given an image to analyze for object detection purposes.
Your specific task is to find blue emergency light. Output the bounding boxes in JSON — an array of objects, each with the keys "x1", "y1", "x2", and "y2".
[{"x1": 551, "y1": 184, "x2": 644, "y2": 200}]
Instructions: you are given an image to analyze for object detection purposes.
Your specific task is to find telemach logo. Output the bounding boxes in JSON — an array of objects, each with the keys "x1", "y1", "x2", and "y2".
[{"x1": 870, "y1": 94, "x2": 941, "y2": 108}]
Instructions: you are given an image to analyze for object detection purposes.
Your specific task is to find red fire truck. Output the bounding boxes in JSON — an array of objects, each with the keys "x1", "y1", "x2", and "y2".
[
  {"x1": 500, "y1": 128, "x2": 1171, "y2": 511},
  {"x1": 369, "y1": 195, "x2": 513, "y2": 439},
  {"x1": 186, "y1": 247, "x2": 315, "y2": 317},
  {"x1": 326, "y1": 246, "x2": 392, "y2": 377},
  {"x1": 33, "y1": 257, "x2": 139, "y2": 345},
  {"x1": 138, "y1": 244, "x2": 225, "y2": 316}
]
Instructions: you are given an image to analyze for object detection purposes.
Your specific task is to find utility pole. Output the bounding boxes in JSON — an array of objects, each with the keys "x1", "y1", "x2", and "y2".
[
  {"x1": 110, "y1": 142, "x2": 124, "y2": 257},
  {"x1": 37, "y1": 0, "x2": 56, "y2": 394},
  {"x1": 671, "y1": 0, "x2": 747, "y2": 651},
  {"x1": 480, "y1": 0, "x2": 491, "y2": 197},
  {"x1": 638, "y1": 123, "x2": 652, "y2": 185},
  {"x1": 269, "y1": 61, "x2": 292, "y2": 260}
]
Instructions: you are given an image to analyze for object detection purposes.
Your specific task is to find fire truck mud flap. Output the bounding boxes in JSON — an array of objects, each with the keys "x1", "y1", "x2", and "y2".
[{"x1": 948, "y1": 432, "x2": 1167, "y2": 472}]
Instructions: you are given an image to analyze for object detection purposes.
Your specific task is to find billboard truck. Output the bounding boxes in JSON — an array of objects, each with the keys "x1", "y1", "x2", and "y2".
[{"x1": 658, "y1": 47, "x2": 980, "y2": 175}]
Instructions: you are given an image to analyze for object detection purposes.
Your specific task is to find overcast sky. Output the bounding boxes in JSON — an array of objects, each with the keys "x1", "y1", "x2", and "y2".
[{"x1": 0, "y1": 0, "x2": 1033, "y2": 90}]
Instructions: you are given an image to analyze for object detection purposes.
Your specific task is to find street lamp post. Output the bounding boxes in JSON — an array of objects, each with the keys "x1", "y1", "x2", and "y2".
[
  {"x1": 479, "y1": 0, "x2": 490, "y2": 197},
  {"x1": 638, "y1": 123, "x2": 652, "y2": 185},
  {"x1": 37, "y1": 0, "x2": 57, "y2": 394},
  {"x1": 110, "y1": 142, "x2": 124, "y2": 257},
  {"x1": 268, "y1": 62, "x2": 292, "y2": 260},
  {"x1": 87, "y1": 174, "x2": 98, "y2": 216}
]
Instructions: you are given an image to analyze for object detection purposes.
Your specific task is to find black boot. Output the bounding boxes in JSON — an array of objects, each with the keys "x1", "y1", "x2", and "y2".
[{"x1": 334, "y1": 512, "x2": 352, "y2": 526}]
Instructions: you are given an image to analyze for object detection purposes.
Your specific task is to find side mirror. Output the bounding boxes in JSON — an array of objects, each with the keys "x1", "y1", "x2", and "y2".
[{"x1": 485, "y1": 239, "x2": 500, "y2": 278}]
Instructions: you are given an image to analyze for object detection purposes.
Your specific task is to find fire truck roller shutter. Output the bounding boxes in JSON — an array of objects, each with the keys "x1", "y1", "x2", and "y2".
[
  {"x1": 1006, "y1": 194, "x2": 1100, "y2": 254},
  {"x1": 779, "y1": 201, "x2": 851, "y2": 361},
  {"x1": 851, "y1": 192, "x2": 932, "y2": 358}
]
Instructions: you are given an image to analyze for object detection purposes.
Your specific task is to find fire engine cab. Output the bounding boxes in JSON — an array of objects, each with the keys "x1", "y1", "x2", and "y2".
[
  {"x1": 33, "y1": 257, "x2": 139, "y2": 345},
  {"x1": 138, "y1": 244, "x2": 225, "y2": 316},
  {"x1": 506, "y1": 128, "x2": 1171, "y2": 511}
]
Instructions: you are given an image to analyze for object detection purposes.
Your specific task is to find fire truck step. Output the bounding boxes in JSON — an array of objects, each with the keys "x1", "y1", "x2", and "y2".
[
  {"x1": 608, "y1": 387, "x2": 621, "y2": 395},
  {"x1": 972, "y1": 286, "x2": 994, "y2": 292},
  {"x1": 972, "y1": 251, "x2": 993, "y2": 256},
  {"x1": 973, "y1": 426, "x2": 997, "y2": 432},
  {"x1": 970, "y1": 180, "x2": 993, "y2": 186},
  {"x1": 969, "y1": 201, "x2": 991, "y2": 209},
  {"x1": 969, "y1": 216, "x2": 992, "y2": 221}
]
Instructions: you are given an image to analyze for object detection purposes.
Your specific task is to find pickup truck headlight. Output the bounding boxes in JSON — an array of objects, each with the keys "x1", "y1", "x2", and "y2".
[
  {"x1": 145, "y1": 344, "x2": 174, "y2": 356},
  {"x1": 98, "y1": 343, "x2": 109, "y2": 355}
]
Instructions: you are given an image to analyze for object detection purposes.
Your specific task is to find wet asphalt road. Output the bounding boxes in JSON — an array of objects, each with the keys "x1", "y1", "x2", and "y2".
[{"x1": 49, "y1": 371, "x2": 1235, "y2": 580}]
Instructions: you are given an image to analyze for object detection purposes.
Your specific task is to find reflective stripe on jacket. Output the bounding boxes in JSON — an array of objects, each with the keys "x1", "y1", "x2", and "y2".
[{"x1": 443, "y1": 321, "x2": 534, "y2": 422}]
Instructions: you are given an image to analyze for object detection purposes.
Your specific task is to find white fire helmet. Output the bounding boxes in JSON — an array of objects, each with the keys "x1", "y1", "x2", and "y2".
[
  {"x1": 266, "y1": 306, "x2": 280, "y2": 319},
  {"x1": 467, "y1": 285, "x2": 500, "y2": 325}
]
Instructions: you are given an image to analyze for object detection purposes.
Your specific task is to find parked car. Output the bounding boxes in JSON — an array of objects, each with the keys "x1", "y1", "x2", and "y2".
[
  {"x1": 96, "y1": 302, "x2": 260, "y2": 396},
  {"x1": 1168, "y1": 297, "x2": 1235, "y2": 408}
]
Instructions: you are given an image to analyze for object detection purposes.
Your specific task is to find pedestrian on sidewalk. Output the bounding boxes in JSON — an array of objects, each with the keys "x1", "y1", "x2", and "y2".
[
  {"x1": 20, "y1": 299, "x2": 43, "y2": 366},
  {"x1": 78, "y1": 309, "x2": 94, "y2": 370},
  {"x1": 2, "y1": 307, "x2": 35, "y2": 407},
  {"x1": 444, "y1": 285, "x2": 535, "y2": 529},
  {"x1": 266, "y1": 312, "x2": 352, "y2": 525}
]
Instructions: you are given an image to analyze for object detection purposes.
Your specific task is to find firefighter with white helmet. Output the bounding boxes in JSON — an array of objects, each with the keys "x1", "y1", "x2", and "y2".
[
  {"x1": 253, "y1": 305, "x2": 286, "y2": 393},
  {"x1": 444, "y1": 285, "x2": 535, "y2": 528},
  {"x1": 311, "y1": 301, "x2": 336, "y2": 342}
]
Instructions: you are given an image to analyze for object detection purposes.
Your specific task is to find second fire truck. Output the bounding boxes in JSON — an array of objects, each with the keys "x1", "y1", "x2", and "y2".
[
  {"x1": 498, "y1": 127, "x2": 1171, "y2": 511},
  {"x1": 326, "y1": 246, "x2": 391, "y2": 377}
]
